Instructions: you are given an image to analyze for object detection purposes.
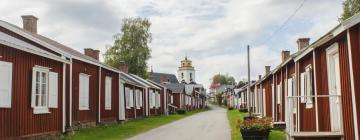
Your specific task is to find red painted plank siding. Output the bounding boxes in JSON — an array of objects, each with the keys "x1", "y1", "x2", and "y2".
[
  {"x1": 298, "y1": 53, "x2": 316, "y2": 132},
  {"x1": 0, "y1": 45, "x2": 63, "y2": 138},
  {"x1": 338, "y1": 38, "x2": 356, "y2": 140},
  {"x1": 100, "y1": 68, "x2": 119, "y2": 121},
  {"x1": 173, "y1": 94, "x2": 181, "y2": 109},
  {"x1": 124, "y1": 84, "x2": 135, "y2": 119},
  {"x1": 72, "y1": 59, "x2": 99, "y2": 123},
  {"x1": 66, "y1": 64, "x2": 71, "y2": 127},
  {"x1": 135, "y1": 87, "x2": 144, "y2": 117},
  {"x1": 295, "y1": 137, "x2": 340, "y2": 140},
  {"x1": 349, "y1": 25, "x2": 360, "y2": 137},
  {"x1": 263, "y1": 76, "x2": 273, "y2": 117}
]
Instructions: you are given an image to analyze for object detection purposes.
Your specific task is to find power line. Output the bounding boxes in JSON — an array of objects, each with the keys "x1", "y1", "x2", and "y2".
[{"x1": 252, "y1": 0, "x2": 307, "y2": 46}]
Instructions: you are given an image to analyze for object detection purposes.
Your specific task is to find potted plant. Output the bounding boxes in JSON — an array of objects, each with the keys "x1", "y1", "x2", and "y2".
[{"x1": 237, "y1": 117, "x2": 272, "y2": 140}]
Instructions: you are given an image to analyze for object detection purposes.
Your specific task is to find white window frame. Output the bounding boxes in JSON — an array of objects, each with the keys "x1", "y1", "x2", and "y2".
[
  {"x1": 171, "y1": 95, "x2": 174, "y2": 104},
  {"x1": 79, "y1": 73, "x2": 90, "y2": 110},
  {"x1": 305, "y1": 65, "x2": 313, "y2": 108},
  {"x1": 32, "y1": 66, "x2": 50, "y2": 114},
  {"x1": 152, "y1": 90, "x2": 156, "y2": 108},
  {"x1": 136, "y1": 89, "x2": 141, "y2": 109},
  {"x1": 290, "y1": 75, "x2": 297, "y2": 113},
  {"x1": 156, "y1": 91, "x2": 160, "y2": 108},
  {"x1": 125, "y1": 87, "x2": 131, "y2": 109},
  {"x1": 0, "y1": 61, "x2": 13, "y2": 108},
  {"x1": 149, "y1": 90, "x2": 153, "y2": 108},
  {"x1": 129, "y1": 89, "x2": 134, "y2": 108},
  {"x1": 139, "y1": 90, "x2": 143, "y2": 107},
  {"x1": 300, "y1": 73, "x2": 306, "y2": 103},
  {"x1": 277, "y1": 84, "x2": 281, "y2": 104},
  {"x1": 105, "y1": 76, "x2": 112, "y2": 110}
]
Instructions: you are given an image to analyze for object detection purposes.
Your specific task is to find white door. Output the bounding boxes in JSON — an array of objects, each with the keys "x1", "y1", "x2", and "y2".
[{"x1": 327, "y1": 45, "x2": 341, "y2": 132}]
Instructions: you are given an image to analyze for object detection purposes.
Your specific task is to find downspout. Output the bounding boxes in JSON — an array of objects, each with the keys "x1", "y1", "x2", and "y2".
[
  {"x1": 69, "y1": 59, "x2": 73, "y2": 127},
  {"x1": 164, "y1": 88, "x2": 168, "y2": 115},
  {"x1": 134, "y1": 86, "x2": 136, "y2": 119},
  {"x1": 98, "y1": 67, "x2": 101, "y2": 123},
  {"x1": 146, "y1": 88, "x2": 149, "y2": 116},
  {"x1": 272, "y1": 74, "x2": 275, "y2": 122},
  {"x1": 62, "y1": 63, "x2": 66, "y2": 132}
]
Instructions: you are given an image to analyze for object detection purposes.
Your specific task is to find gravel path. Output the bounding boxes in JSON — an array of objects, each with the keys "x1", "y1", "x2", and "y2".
[{"x1": 127, "y1": 104, "x2": 231, "y2": 140}]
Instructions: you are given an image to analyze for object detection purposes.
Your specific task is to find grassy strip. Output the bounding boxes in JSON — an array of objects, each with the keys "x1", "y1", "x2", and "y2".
[
  {"x1": 63, "y1": 109, "x2": 208, "y2": 140},
  {"x1": 227, "y1": 109, "x2": 286, "y2": 140}
]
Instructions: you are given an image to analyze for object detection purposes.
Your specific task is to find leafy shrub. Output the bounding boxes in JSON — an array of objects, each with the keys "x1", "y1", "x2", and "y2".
[
  {"x1": 228, "y1": 107, "x2": 234, "y2": 110},
  {"x1": 239, "y1": 108, "x2": 248, "y2": 112},
  {"x1": 176, "y1": 109, "x2": 186, "y2": 114},
  {"x1": 237, "y1": 117, "x2": 272, "y2": 132}
]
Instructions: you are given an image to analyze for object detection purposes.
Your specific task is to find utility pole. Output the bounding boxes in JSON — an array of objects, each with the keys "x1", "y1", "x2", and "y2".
[{"x1": 247, "y1": 45, "x2": 251, "y2": 113}]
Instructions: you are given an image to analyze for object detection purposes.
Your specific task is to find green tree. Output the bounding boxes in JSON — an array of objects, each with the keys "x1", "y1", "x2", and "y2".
[
  {"x1": 237, "y1": 80, "x2": 247, "y2": 88},
  {"x1": 339, "y1": 0, "x2": 360, "y2": 22},
  {"x1": 212, "y1": 74, "x2": 236, "y2": 85},
  {"x1": 215, "y1": 93, "x2": 223, "y2": 105},
  {"x1": 104, "y1": 17, "x2": 152, "y2": 79}
]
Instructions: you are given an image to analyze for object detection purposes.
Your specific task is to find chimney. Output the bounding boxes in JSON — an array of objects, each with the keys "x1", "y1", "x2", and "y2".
[
  {"x1": 258, "y1": 75, "x2": 262, "y2": 80},
  {"x1": 22, "y1": 15, "x2": 38, "y2": 34},
  {"x1": 265, "y1": 66, "x2": 271, "y2": 75},
  {"x1": 281, "y1": 50, "x2": 290, "y2": 62},
  {"x1": 84, "y1": 48, "x2": 100, "y2": 60},
  {"x1": 119, "y1": 61, "x2": 129, "y2": 73},
  {"x1": 296, "y1": 38, "x2": 310, "y2": 51}
]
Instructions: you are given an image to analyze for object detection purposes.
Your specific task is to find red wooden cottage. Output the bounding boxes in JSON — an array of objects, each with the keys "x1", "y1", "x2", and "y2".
[
  {"x1": 163, "y1": 84, "x2": 186, "y2": 109},
  {"x1": 148, "y1": 80, "x2": 173, "y2": 115},
  {"x1": 26, "y1": 22, "x2": 121, "y2": 129},
  {"x1": 252, "y1": 13, "x2": 360, "y2": 140},
  {"x1": 0, "y1": 16, "x2": 71, "y2": 138},
  {"x1": 119, "y1": 71, "x2": 146, "y2": 119},
  {"x1": 129, "y1": 74, "x2": 162, "y2": 116}
]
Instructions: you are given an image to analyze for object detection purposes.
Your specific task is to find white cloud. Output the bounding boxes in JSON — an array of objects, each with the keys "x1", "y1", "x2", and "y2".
[{"x1": 0, "y1": 0, "x2": 344, "y2": 90}]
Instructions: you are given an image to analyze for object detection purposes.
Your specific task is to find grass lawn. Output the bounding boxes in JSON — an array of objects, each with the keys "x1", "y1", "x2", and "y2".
[
  {"x1": 227, "y1": 109, "x2": 286, "y2": 140},
  {"x1": 63, "y1": 109, "x2": 208, "y2": 140}
]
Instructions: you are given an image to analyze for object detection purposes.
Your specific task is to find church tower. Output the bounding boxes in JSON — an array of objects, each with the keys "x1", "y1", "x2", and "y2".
[{"x1": 177, "y1": 56, "x2": 195, "y2": 84}]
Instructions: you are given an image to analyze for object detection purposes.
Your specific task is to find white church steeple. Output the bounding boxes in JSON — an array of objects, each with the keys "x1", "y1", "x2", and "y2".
[{"x1": 177, "y1": 56, "x2": 195, "y2": 84}]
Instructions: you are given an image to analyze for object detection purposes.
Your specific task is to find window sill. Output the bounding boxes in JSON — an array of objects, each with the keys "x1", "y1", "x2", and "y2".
[
  {"x1": 79, "y1": 108, "x2": 90, "y2": 111},
  {"x1": 33, "y1": 108, "x2": 50, "y2": 114},
  {"x1": 105, "y1": 108, "x2": 112, "y2": 110}
]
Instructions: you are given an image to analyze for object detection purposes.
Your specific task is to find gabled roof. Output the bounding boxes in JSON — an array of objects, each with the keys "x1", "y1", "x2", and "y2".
[
  {"x1": 149, "y1": 72, "x2": 179, "y2": 84},
  {"x1": 162, "y1": 83, "x2": 185, "y2": 93},
  {"x1": 147, "y1": 79, "x2": 166, "y2": 89},
  {"x1": 120, "y1": 72, "x2": 145, "y2": 88},
  {"x1": 129, "y1": 74, "x2": 161, "y2": 90},
  {"x1": 0, "y1": 20, "x2": 120, "y2": 73}
]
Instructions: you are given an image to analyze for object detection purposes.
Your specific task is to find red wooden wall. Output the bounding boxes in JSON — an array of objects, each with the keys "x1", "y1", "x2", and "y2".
[
  {"x1": 100, "y1": 68, "x2": 119, "y2": 121},
  {"x1": 0, "y1": 45, "x2": 63, "y2": 138},
  {"x1": 349, "y1": 24, "x2": 360, "y2": 137},
  {"x1": 71, "y1": 60, "x2": 99, "y2": 123}
]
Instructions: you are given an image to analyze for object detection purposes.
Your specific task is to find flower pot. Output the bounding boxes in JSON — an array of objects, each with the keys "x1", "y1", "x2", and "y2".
[{"x1": 240, "y1": 130, "x2": 270, "y2": 140}]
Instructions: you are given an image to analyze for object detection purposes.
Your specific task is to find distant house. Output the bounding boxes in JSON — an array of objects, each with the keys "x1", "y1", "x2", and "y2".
[{"x1": 162, "y1": 84, "x2": 186, "y2": 109}]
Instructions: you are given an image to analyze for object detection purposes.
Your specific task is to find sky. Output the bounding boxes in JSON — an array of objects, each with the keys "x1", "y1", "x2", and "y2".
[{"x1": 1, "y1": 0, "x2": 344, "y2": 89}]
